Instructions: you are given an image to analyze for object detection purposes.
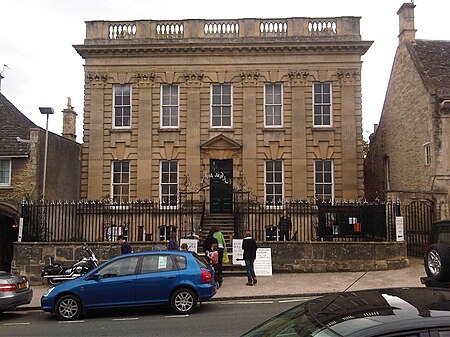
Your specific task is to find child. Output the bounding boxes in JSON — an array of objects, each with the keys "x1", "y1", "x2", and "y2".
[{"x1": 207, "y1": 243, "x2": 220, "y2": 287}]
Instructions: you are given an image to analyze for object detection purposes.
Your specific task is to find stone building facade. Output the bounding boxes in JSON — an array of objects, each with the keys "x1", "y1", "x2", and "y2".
[
  {"x1": 0, "y1": 94, "x2": 81, "y2": 271},
  {"x1": 364, "y1": 3, "x2": 450, "y2": 220},
  {"x1": 74, "y1": 17, "x2": 371, "y2": 212}
]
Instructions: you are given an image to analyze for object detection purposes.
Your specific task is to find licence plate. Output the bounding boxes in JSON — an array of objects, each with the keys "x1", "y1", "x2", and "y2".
[{"x1": 18, "y1": 282, "x2": 27, "y2": 289}]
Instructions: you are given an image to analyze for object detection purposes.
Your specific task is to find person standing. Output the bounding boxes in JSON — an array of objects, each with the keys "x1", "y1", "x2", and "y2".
[
  {"x1": 212, "y1": 226, "x2": 226, "y2": 287},
  {"x1": 168, "y1": 231, "x2": 179, "y2": 251},
  {"x1": 278, "y1": 210, "x2": 292, "y2": 241},
  {"x1": 242, "y1": 230, "x2": 258, "y2": 286},
  {"x1": 203, "y1": 229, "x2": 218, "y2": 264},
  {"x1": 117, "y1": 235, "x2": 133, "y2": 254}
]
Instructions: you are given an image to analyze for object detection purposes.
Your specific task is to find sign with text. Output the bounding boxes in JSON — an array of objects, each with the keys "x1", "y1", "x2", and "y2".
[
  {"x1": 18, "y1": 218, "x2": 23, "y2": 242},
  {"x1": 254, "y1": 248, "x2": 272, "y2": 276},
  {"x1": 232, "y1": 239, "x2": 273, "y2": 275},
  {"x1": 232, "y1": 239, "x2": 245, "y2": 266},
  {"x1": 180, "y1": 239, "x2": 198, "y2": 253},
  {"x1": 396, "y1": 216, "x2": 404, "y2": 241}
]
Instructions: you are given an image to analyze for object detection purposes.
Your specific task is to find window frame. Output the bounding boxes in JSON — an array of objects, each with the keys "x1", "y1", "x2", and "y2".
[
  {"x1": 113, "y1": 84, "x2": 132, "y2": 129},
  {"x1": 160, "y1": 160, "x2": 179, "y2": 208},
  {"x1": 312, "y1": 82, "x2": 333, "y2": 127},
  {"x1": 0, "y1": 158, "x2": 12, "y2": 186},
  {"x1": 110, "y1": 160, "x2": 130, "y2": 203},
  {"x1": 160, "y1": 84, "x2": 180, "y2": 128},
  {"x1": 314, "y1": 159, "x2": 334, "y2": 202},
  {"x1": 424, "y1": 143, "x2": 431, "y2": 166},
  {"x1": 264, "y1": 160, "x2": 284, "y2": 207},
  {"x1": 264, "y1": 83, "x2": 283, "y2": 128},
  {"x1": 210, "y1": 83, "x2": 233, "y2": 128}
]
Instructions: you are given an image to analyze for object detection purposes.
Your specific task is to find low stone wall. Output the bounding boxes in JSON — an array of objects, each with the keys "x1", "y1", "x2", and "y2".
[{"x1": 12, "y1": 241, "x2": 408, "y2": 284}]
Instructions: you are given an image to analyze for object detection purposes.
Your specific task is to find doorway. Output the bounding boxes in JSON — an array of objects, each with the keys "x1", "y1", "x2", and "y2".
[
  {"x1": 0, "y1": 214, "x2": 18, "y2": 272},
  {"x1": 209, "y1": 159, "x2": 233, "y2": 213}
]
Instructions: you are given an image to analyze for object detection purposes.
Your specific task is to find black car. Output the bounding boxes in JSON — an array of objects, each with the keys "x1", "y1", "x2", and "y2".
[
  {"x1": 241, "y1": 287, "x2": 450, "y2": 337},
  {"x1": 421, "y1": 220, "x2": 450, "y2": 288}
]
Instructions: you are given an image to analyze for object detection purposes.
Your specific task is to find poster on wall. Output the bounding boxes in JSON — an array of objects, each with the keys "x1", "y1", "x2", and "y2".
[
  {"x1": 396, "y1": 216, "x2": 404, "y2": 241},
  {"x1": 180, "y1": 239, "x2": 198, "y2": 253}
]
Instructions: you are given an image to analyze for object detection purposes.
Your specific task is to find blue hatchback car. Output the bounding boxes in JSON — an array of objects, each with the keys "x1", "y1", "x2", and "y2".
[{"x1": 41, "y1": 251, "x2": 216, "y2": 320}]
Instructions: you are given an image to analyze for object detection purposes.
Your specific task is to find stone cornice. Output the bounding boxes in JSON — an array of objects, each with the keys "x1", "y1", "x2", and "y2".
[{"x1": 74, "y1": 41, "x2": 372, "y2": 58}]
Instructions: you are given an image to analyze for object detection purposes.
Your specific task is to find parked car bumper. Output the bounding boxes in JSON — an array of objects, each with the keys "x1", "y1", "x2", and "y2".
[
  {"x1": 420, "y1": 276, "x2": 450, "y2": 289},
  {"x1": 196, "y1": 283, "x2": 217, "y2": 301},
  {"x1": 0, "y1": 288, "x2": 33, "y2": 312}
]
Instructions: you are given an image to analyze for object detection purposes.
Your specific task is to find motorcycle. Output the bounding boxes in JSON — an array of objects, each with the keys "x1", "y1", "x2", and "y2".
[{"x1": 41, "y1": 244, "x2": 98, "y2": 286}]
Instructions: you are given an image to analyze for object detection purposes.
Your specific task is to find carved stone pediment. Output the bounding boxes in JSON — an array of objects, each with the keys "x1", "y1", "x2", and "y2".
[{"x1": 201, "y1": 134, "x2": 242, "y2": 151}]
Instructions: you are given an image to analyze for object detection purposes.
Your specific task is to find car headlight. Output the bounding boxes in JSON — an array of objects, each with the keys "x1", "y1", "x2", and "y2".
[{"x1": 43, "y1": 287, "x2": 55, "y2": 297}]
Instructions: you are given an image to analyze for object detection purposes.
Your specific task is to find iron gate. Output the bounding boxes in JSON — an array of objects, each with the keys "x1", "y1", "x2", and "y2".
[{"x1": 403, "y1": 200, "x2": 434, "y2": 257}]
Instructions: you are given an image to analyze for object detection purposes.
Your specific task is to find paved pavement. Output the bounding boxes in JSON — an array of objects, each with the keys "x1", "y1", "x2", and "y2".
[{"x1": 22, "y1": 257, "x2": 425, "y2": 310}]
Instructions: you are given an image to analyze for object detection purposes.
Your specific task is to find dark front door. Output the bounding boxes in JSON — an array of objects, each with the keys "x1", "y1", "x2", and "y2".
[{"x1": 210, "y1": 159, "x2": 233, "y2": 213}]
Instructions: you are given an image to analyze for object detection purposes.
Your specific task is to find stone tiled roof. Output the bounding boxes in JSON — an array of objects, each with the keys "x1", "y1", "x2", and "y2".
[
  {"x1": 409, "y1": 39, "x2": 450, "y2": 99},
  {"x1": 0, "y1": 93, "x2": 37, "y2": 156}
]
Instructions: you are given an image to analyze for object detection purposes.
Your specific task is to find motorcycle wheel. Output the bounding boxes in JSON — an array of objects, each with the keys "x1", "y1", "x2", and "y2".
[{"x1": 47, "y1": 278, "x2": 61, "y2": 286}]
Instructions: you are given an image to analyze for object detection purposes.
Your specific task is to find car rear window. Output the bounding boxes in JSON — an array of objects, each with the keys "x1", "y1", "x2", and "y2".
[
  {"x1": 435, "y1": 226, "x2": 450, "y2": 245},
  {"x1": 173, "y1": 255, "x2": 187, "y2": 270},
  {"x1": 192, "y1": 253, "x2": 209, "y2": 269}
]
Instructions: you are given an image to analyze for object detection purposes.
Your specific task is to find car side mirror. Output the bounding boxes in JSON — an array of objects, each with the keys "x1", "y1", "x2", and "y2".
[{"x1": 86, "y1": 273, "x2": 101, "y2": 281}]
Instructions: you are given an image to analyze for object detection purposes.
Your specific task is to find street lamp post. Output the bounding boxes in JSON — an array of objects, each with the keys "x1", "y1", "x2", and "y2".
[{"x1": 38, "y1": 107, "x2": 54, "y2": 199}]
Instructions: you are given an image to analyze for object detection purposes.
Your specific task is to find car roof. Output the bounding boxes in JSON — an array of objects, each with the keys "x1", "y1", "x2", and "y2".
[
  {"x1": 432, "y1": 220, "x2": 450, "y2": 227},
  {"x1": 244, "y1": 288, "x2": 450, "y2": 337},
  {"x1": 109, "y1": 250, "x2": 194, "y2": 261},
  {"x1": 307, "y1": 288, "x2": 450, "y2": 336}
]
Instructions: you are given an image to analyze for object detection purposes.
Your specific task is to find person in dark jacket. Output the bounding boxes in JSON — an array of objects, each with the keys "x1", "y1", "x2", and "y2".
[
  {"x1": 168, "y1": 231, "x2": 179, "y2": 251},
  {"x1": 242, "y1": 230, "x2": 258, "y2": 286},
  {"x1": 117, "y1": 235, "x2": 133, "y2": 254},
  {"x1": 203, "y1": 229, "x2": 218, "y2": 264},
  {"x1": 278, "y1": 210, "x2": 292, "y2": 241}
]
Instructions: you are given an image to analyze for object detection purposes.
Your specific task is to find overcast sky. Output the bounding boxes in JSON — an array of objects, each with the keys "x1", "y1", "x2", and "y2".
[{"x1": 1, "y1": 0, "x2": 449, "y2": 142}]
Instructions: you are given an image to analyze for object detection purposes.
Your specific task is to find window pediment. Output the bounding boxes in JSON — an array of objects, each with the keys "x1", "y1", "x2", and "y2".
[{"x1": 200, "y1": 134, "x2": 242, "y2": 151}]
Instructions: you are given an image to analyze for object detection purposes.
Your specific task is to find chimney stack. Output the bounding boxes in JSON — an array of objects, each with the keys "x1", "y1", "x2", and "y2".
[
  {"x1": 62, "y1": 97, "x2": 77, "y2": 141},
  {"x1": 397, "y1": 2, "x2": 416, "y2": 44}
]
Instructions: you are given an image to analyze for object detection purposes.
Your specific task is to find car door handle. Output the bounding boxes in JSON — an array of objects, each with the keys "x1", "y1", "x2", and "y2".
[
  {"x1": 167, "y1": 276, "x2": 176, "y2": 279},
  {"x1": 123, "y1": 281, "x2": 132, "y2": 283}
]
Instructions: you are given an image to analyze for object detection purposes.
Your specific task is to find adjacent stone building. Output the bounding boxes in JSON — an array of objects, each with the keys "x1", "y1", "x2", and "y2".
[
  {"x1": 0, "y1": 94, "x2": 81, "y2": 271},
  {"x1": 74, "y1": 16, "x2": 372, "y2": 213},
  {"x1": 364, "y1": 3, "x2": 450, "y2": 221}
]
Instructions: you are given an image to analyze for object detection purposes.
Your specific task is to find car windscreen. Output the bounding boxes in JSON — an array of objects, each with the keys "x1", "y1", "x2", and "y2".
[{"x1": 241, "y1": 301, "x2": 336, "y2": 337}]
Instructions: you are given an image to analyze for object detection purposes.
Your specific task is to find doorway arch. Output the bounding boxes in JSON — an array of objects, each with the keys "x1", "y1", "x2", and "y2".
[{"x1": 0, "y1": 203, "x2": 20, "y2": 272}]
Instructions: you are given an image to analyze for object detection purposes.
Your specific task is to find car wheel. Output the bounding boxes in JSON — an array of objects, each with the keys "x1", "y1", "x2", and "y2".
[
  {"x1": 55, "y1": 295, "x2": 82, "y2": 321},
  {"x1": 425, "y1": 244, "x2": 450, "y2": 281},
  {"x1": 170, "y1": 288, "x2": 198, "y2": 315}
]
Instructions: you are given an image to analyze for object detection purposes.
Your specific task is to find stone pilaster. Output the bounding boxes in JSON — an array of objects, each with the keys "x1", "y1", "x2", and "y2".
[
  {"x1": 289, "y1": 71, "x2": 309, "y2": 198},
  {"x1": 136, "y1": 73, "x2": 155, "y2": 198},
  {"x1": 241, "y1": 71, "x2": 259, "y2": 193},
  {"x1": 184, "y1": 72, "x2": 203, "y2": 188},
  {"x1": 338, "y1": 69, "x2": 361, "y2": 199},
  {"x1": 85, "y1": 72, "x2": 107, "y2": 199}
]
